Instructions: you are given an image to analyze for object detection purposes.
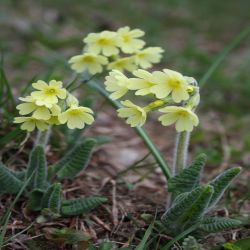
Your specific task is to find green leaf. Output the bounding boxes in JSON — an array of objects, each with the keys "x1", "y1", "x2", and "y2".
[
  {"x1": 182, "y1": 236, "x2": 202, "y2": 250},
  {"x1": 135, "y1": 223, "x2": 154, "y2": 250},
  {"x1": 208, "y1": 167, "x2": 241, "y2": 209},
  {"x1": 27, "y1": 189, "x2": 45, "y2": 211},
  {"x1": 223, "y1": 243, "x2": 241, "y2": 250},
  {"x1": 99, "y1": 240, "x2": 113, "y2": 250},
  {"x1": 47, "y1": 183, "x2": 62, "y2": 213},
  {"x1": 12, "y1": 170, "x2": 26, "y2": 181},
  {"x1": 161, "y1": 185, "x2": 214, "y2": 235},
  {"x1": 168, "y1": 154, "x2": 207, "y2": 194},
  {"x1": 26, "y1": 145, "x2": 47, "y2": 190},
  {"x1": 41, "y1": 184, "x2": 54, "y2": 209},
  {"x1": 199, "y1": 216, "x2": 242, "y2": 233},
  {"x1": 61, "y1": 196, "x2": 107, "y2": 216},
  {"x1": 0, "y1": 161, "x2": 23, "y2": 194},
  {"x1": 224, "y1": 238, "x2": 250, "y2": 250},
  {"x1": 51, "y1": 138, "x2": 96, "y2": 180},
  {"x1": 41, "y1": 183, "x2": 62, "y2": 213}
]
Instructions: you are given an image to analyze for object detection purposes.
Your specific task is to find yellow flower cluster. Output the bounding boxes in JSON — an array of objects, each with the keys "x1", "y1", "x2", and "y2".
[
  {"x1": 14, "y1": 80, "x2": 94, "y2": 132},
  {"x1": 105, "y1": 69, "x2": 200, "y2": 132},
  {"x1": 69, "y1": 26, "x2": 164, "y2": 75}
]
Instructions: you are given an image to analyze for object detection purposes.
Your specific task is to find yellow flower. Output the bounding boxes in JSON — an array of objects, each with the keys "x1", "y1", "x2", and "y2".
[
  {"x1": 84, "y1": 31, "x2": 120, "y2": 56},
  {"x1": 128, "y1": 69, "x2": 156, "y2": 96},
  {"x1": 150, "y1": 69, "x2": 190, "y2": 102},
  {"x1": 158, "y1": 106, "x2": 199, "y2": 132},
  {"x1": 104, "y1": 70, "x2": 130, "y2": 100},
  {"x1": 66, "y1": 93, "x2": 79, "y2": 107},
  {"x1": 118, "y1": 100, "x2": 147, "y2": 127},
  {"x1": 17, "y1": 96, "x2": 61, "y2": 120},
  {"x1": 134, "y1": 47, "x2": 164, "y2": 69},
  {"x1": 58, "y1": 106, "x2": 94, "y2": 129},
  {"x1": 107, "y1": 56, "x2": 137, "y2": 72},
  {"x1": 116, "y1": 26, "x2": 145, "y2": 53},
  {"x1": 14, "y1": 117, "x2": 48, "y2": 132},
  {"x1": 69, "y1": 53, "x2": 108, "y2": 75},
  {"x1": 31, "y1": 80, "x2": 67, "y2": 107}
]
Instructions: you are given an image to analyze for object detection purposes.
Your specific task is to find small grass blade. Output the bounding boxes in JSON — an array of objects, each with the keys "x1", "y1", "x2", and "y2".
[
  {"x1": 161, "y1": 223, "x2": 199, "y2": 250},
  {"x1": 0, "y1": 55, "x2": 16, "y2": 108},
  {"x1": 2, "y1": 222, "x2": 35, "y2": 246},
  {"x1": 135, "y1": 223, "x2": 154, "y2": 250},
  {"x1": 199, "y1": 26, "x2": 250, "y2": 88}
]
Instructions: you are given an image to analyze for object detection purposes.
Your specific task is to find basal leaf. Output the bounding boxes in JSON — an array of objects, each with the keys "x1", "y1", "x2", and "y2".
[
  {"x1": 27, "y1": 145, "x2": 47, "y2": 190},
  {"x1": 0, "y1": 161, "x2": 23, "y2": 194},
  {"x1": 51, "y1": 138, "x2": 96, "y2": 180},
  {"x1": 27, "y1": 189, "x2": 45, "y2": 211},
  {"x1": 168, "y1": 153, "x2": 207, "y2": 194},
  {"x1": 162, "y1": 185, "x2": 214, "y2": 235},
  {"x1": 208, "y1": 167, "x2": 241, "y2": 209},
  {"x1": 61, "y1": 196, "x2": 107, "y2": 216},
  {"x1": 199, "y1": 216, "x2": 241, "y2": 233}
]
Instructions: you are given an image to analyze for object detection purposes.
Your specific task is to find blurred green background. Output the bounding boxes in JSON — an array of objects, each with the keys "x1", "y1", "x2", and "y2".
[{"x1": 1, "y1": 0, "x2": 250, "y2": 166}]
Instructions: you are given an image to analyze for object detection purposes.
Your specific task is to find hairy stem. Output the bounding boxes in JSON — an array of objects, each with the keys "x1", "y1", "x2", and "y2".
[
  {"x1": 34, "y1": 126, "x2": 52, "y2": 148},
  {"x1": 173, "y1": 131, "x2": 190, "y2": 175}
]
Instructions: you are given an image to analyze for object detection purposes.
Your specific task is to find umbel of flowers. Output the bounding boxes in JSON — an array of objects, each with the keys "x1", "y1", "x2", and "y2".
[
  {"x1": 68, "y1": 26, "x2": 164, "y2": 75},
  {"x1": 14, "y1": 80, "x2": 94, "y2": 131},
  {"x1": 67, "y1": 26, "x2": 199, "y2": 133},
  {"x1": 105, "y1": 68, "x2": 200, "y2": 132}
]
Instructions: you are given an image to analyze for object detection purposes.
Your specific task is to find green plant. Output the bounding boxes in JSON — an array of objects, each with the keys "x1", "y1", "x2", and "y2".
[
  {"x1": 65, "y1": 26, "x2": 246, "y2": 249},
  {"x1": 161, "y1": 154, "x2": 242, "y2": 236},
  {"x1": 0, "y1": 138, "x2": 107, "y2": 220},
  {"x1": 182, "y1": 236, "x2": 203, "y2": 250}
]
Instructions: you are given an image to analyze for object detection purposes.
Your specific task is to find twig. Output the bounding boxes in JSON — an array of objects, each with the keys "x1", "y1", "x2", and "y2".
[
  {"x1": 90, "y1": 215, "x2": 111, "y2": 231},
  {"x1": 111, "y1": 180, "x2": 119, "y2": 226}
]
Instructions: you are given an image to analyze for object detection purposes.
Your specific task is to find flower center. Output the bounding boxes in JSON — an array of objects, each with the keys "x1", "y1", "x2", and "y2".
[
  {"x1": 168, "y1": 79, "x2": 182, "y2": 88},
  {"x1": 83, "y1": 55, "x2": 94, "y2": 63},
  {"x1": 123, "y1": 35, "x2": 131, "y2": 43},
  {"x1": 68, "y1": 109, "x2": 81, "y2": 116},
  {"x1": 45, "y1": 88, "x2": 56, "y2": 95},
  {"x1": 177, "y1": 111, "x2": 188, "y2": 117},
  {"x1": 137, "y1": 52, "x2": 146, "y2": 58},
  {"x1": 98, "y1": 38, "x2": 111, "y2": 46}
]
